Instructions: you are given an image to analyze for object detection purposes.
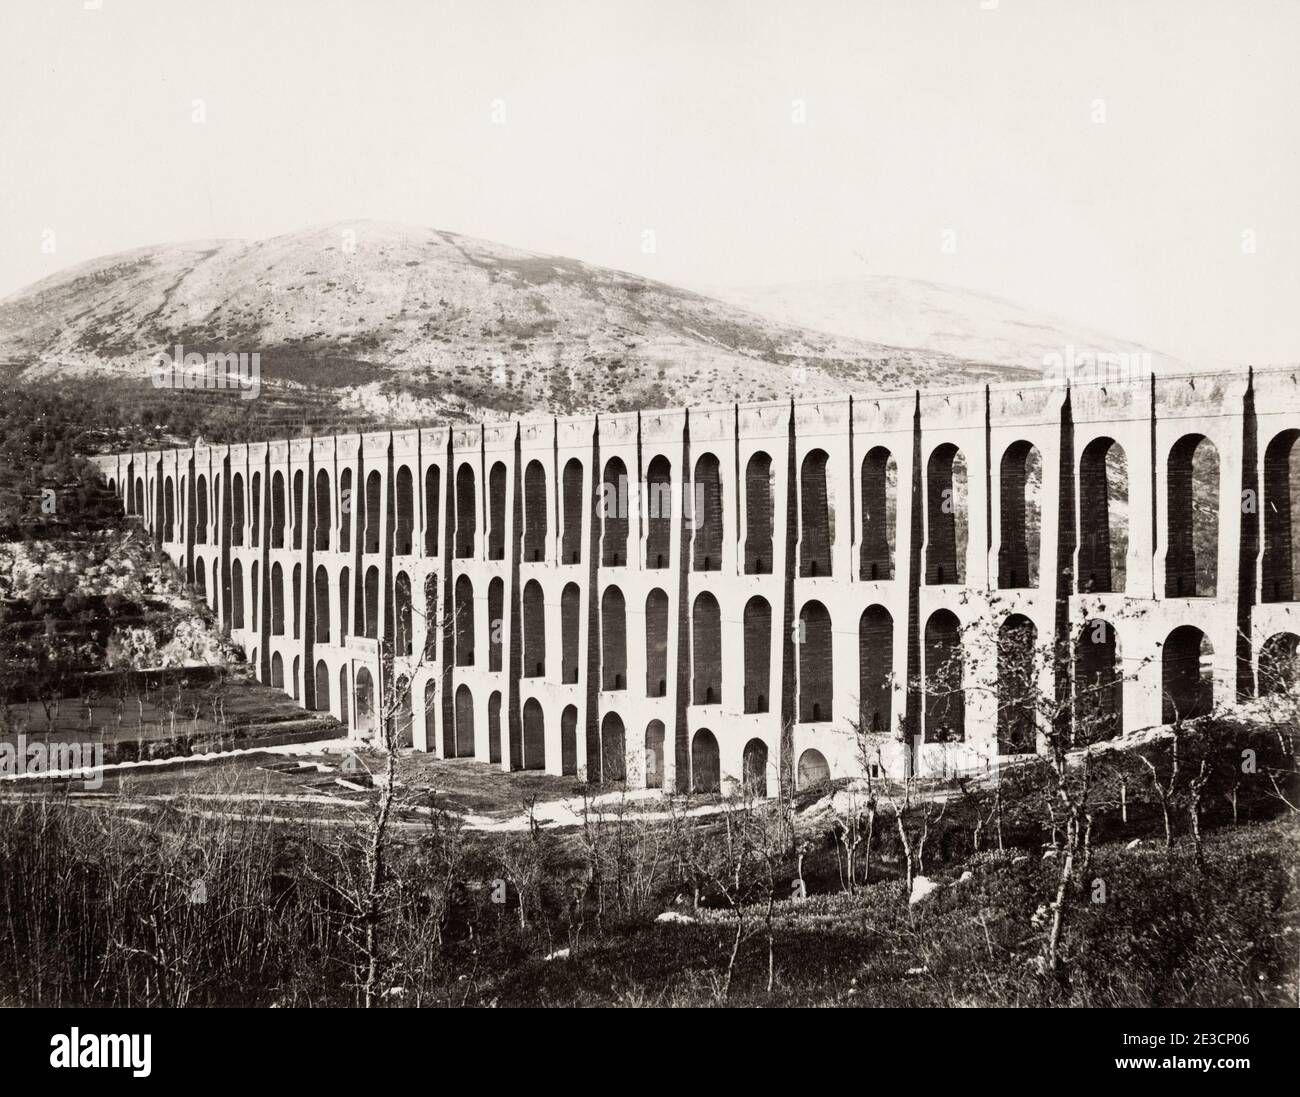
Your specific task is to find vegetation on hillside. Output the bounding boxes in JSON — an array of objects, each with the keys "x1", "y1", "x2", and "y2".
[{"x1": 0, "y1": 713, "x2": 1294, "y2": 1007}]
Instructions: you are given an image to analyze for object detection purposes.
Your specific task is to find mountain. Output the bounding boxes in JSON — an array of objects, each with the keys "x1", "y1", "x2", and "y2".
[
  {"x1": 0, "y1": 222, "x2": 1034, "y2": 428},
  {"x1": 705, "y1": 276, "x2": 1185, "y2": 376}
]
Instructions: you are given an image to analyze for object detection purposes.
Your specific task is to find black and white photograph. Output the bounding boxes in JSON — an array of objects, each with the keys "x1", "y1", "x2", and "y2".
[{"x1": 0, "y1": 0, "x2": 1296, "y2": 1073}]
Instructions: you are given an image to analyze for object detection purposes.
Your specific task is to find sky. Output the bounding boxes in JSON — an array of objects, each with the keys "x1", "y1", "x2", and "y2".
[{"x1": 1, "y1": 0, "x2": 1297, "y2": 366}]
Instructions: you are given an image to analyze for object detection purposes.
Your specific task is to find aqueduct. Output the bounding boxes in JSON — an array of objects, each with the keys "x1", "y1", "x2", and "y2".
[{"x1": 93, "y1": 368, "x2": 1300, "y2": 794}]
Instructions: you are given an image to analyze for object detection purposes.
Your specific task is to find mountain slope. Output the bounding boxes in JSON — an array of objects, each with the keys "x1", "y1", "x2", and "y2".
[
  {"x1": 707, "y1": 276, "x2": 1184, "y2": 375},
  {"x1": 0, "y1": 222, "x2": 1031, "y2": 424}
]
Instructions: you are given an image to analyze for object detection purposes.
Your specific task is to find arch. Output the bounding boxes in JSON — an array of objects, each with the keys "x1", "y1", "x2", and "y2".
[
  {"x1": 997, "y1": 442, "x2": 1041, "y2": 589},
  {"x1": 1075, "y1": 618, "x2": 1123, "y2": 742},
  {"x1": 134, "y1": 477, "x2": 145, "y2": 518},
  {"x1": 363, "y1": 470, "x2": 382, "y2": 553},
  {"x1": 645, "y1": 455, "x2": 672, "y2": 568},
  {"x1": 487, "y1": 577, "x2": 504, "y2": 672},
  {"x1": 743, "y1": 595, "x2": 771, "y2": 714},
  {"x1": 858, "y1": 605, "x2": 893, "y2": 734},
  {"x1": 644, "y1": 720, "x2": 665, "y2": 789},
  {"x1": 489, "y1": 691, "x2": 503, "y2": 764},
  {"x1": 423, "y1": 681, "x2": 437, "y2": 754},
  {"x1": 522, "y1": 580, "x2": 545, "y2": 677},
  {"x1": 394, "y1": 466, "x2": 414, "y2": 554},
  {"x1": 394, "y1": 677, "x2": 413, "y2": 747},
  {"x1": 645, "y1": 588, "x2": 669, "y2": 697},
  {"x1": 455, "y1": 463, "x2": 476, "y2": 558},
  {"x1": 744, "y1": 451, "x2": 774, "y2": 574},
  {"x1": 250, "y1": 562, "x2": 258, "y2": 630},
  {"x1": 742, "y1": 738, "x2": 769, "y2": 797},
  {"x1": 337, "y1": 566, "x2": 349, "y2": 641},
  {"x1": 292, "y1": 563, "x2": 302, "y2": 638},
  {"x1": 163, "y1": 477, "x2": 176, "y2": 541},
  {"x1": 522, "y1": 698, "x2": 545, "y2": 770},
  {"x1": 313, "y1": 660, "x2": 330, "y2": 713},
  {"x1": 394, "y1": 571, "x2": 412, "y2": 655},
  {"x1": 799, "y1": 448, "x2": 832, "y2": 577},
  {"x1": 292, "y1": 470, "x2": 305, "y2": 550},
  {"x1": 523, "y1": 460, "x2": 548, "y2": 562},
  {"x1": 1262, "y1": 429, "x2": 1300, "y2": 602},
  {"x1": 561, "y1": 583, "x2": 581, "y2": 684},
  {"x1": 692, "y1": 453, "x2": 723, "y2": 571},
  {"x1": 336, "y1": 469, "x2": 350, "y2": 552},
  {"x1": 423, "y1": 575, "x2": 439, "y2": 660},
  {"x1": 562, "y1": 458, "x2": 584, "y2": 564},
  {"x1": 561, "y1": 705, "x2": 579, "y2": 775},
  {"x1": 1077, "y1": 438, "x2": 1128, "y2": 593},
  {"x1": 231, "y1": 559, "x2": 245, "y2": 630},
  {"x1": 692, "y1": 591, "x2": 722, "y2": 705},
  {"x1": 271, "y1": 652, "x2": 285, "y2": 690},
  {"x1": 363, "y1": 565, "x2": 380, "y2": 639},
  {"x1": 248, "y1": 470, "x2": 262, "y2": 547},
  {"x1": 488, "y1": 461, "x2": 507, "y2": 561},
  {"x1": 1259, "y1": 632, "x2": 1300, "y2": 696},
  {"x1": 997, "y1": 614, "x2": 1038, "y2": 754},
  {"x1": 798, "y1": 600, "x2": 832, "y2": 722},
  {"x1": 860, "y1": 447, "x2": 897, "y2": 580},
  {"x1": 424, "y1": 466, "x2": 441, "y2": 556},
  {"x1": 195, "y1": 561, "x2": 207, "y2": 598},
  {"x1": 455, "y1": 575, "x2": 475, "y2": 666},
  {"x1": 797, "y1": 748, "x2": 830, "y2": 790},
  {"x1": 196, "y1": 474, "x2": 209, "y2": 544},
  {"x1": 691, "y1": 729, "x2": 720, "y2": 793},
  {"x1": 270, "y1": 471, "x2": 285, "y2": 548},
  {"x1": 314, "y1": 468, "x2": 331, "y2": 550},
  {"x1": 924, "y1": 609, "x2": 964, "y2": 742},
  {"x1": 314, "y1": 565, "x2": 330, "y2": 642},
  {"x1": 231, "y1": 473, "x2": 245, "y2": 546},
  {"x1": 925, "y1": 444, "x2": 967, "y2": 584},
  {"x1": 454, "y1": 684, "x2": 475, "y2": 757},
  {"x1": 601, "y1": 457, "x2": 628, "y2": 566},
  {"x1": 271, "y1": 562, "x2": 285, "y2": 635},
  {"x1": 1165, "y1": 435, "x2": 1219, "y2": 597},
  {"x1": 600, "y1": 712, "x2": 626, "y2": 783},
  {"x1": 601, "y1": 586, "x2": 627, "y2": 690},
  {"x1": 338, "y1": 665, "x2": 349, "y2": 728},
  {"x1": 1163, "y1": 626, "x2": 1213, "y2": 722}
]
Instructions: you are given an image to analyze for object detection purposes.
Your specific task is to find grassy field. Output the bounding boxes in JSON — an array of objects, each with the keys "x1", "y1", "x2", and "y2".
[
  {"x1": 0, "y1": 711, "x2": 1295, "y2": 1008},
  {"x1": 480, "y1": 819, "x2": 1297, "y2": 1007}
]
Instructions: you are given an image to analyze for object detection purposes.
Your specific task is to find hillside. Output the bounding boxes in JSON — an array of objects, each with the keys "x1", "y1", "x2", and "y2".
[
  {"x1": 708, "y1": 276, "x2": 1186, "y2": 375},
  {"x1": 0, "y1": 222, "x2": 1037, "y2": 427}
]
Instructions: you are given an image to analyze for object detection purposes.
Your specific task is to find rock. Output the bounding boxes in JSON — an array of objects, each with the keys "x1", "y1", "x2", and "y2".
[
  {"x1": 1012, "y1": 855, "x2": 1029, "y2": 865},
  {"x1": 905, "y1": 965, "x2": 929, "y2": 976},
  {"x1": 958, "y1": 870, "x2": 974, "y2": 883},
  {"x1": 909, "y1": 876, "x2": 943, "y2": 905},
  {"x1": 1042, "y1": 849, "x2": 1058, "y2": 860},
  {"x1": 655, "y1": 911, "x2": 697, "y2": 925},
  {"x1": 1125, "y1": 838, "x2": 1142, "y2": 849},
  {"x1": 543, "y1": 948, "x2": 570, "y2": 962}
]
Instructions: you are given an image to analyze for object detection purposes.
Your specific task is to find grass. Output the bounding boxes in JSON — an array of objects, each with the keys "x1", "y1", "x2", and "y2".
[
  {"x1": 0, "y1": 715, "x2": 1295, "y2": 1007},
  {"x1": 481, "y1": 818, "x2": 1297, "y2": 1007}
]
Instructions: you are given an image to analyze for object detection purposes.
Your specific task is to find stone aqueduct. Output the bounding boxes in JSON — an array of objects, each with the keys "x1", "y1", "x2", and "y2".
[{"x1": 93, "y1": 368, "x2": 1300, "y2": 794}]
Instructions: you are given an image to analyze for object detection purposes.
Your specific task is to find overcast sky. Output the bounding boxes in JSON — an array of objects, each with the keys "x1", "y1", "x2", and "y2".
[{"x1": 1, "y1": 0, "x2": 1297, "y2": 365}]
